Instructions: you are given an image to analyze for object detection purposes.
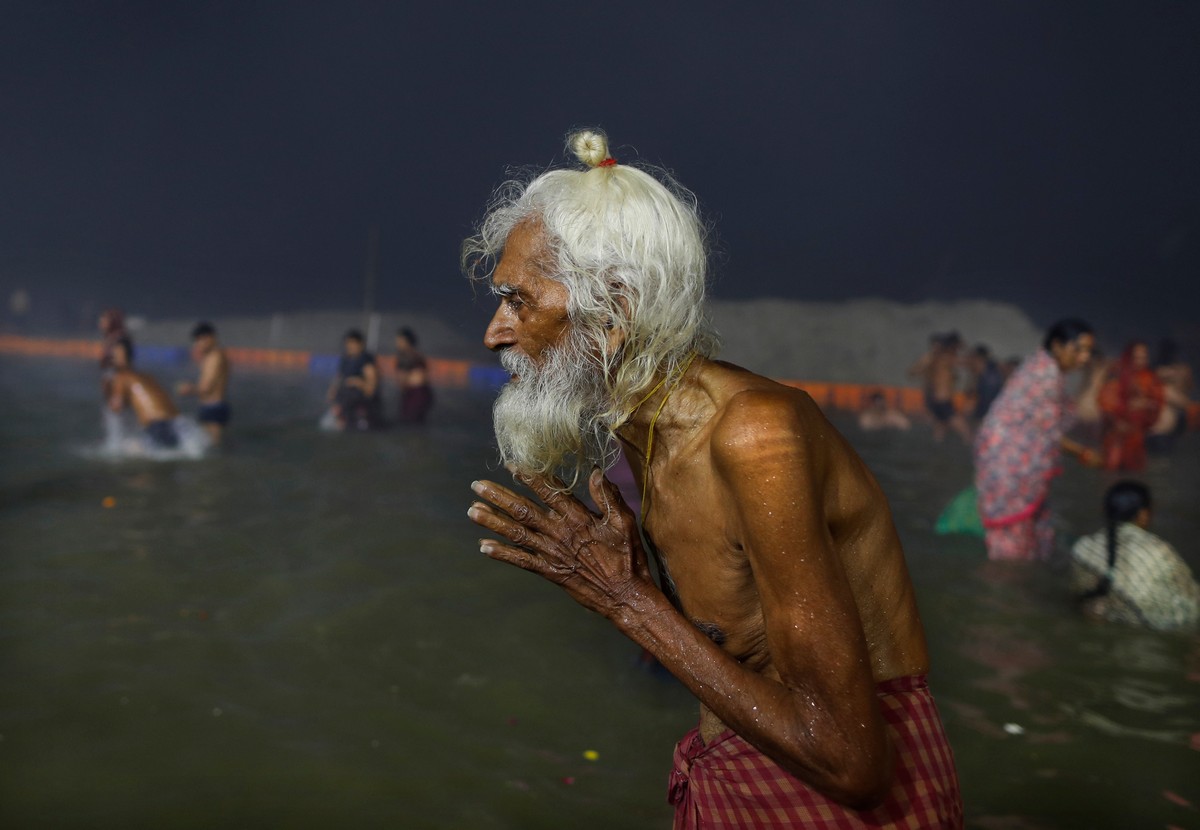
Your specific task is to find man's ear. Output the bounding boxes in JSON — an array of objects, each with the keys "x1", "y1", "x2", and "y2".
[{"x1": 605, "y1": 292, "x2": 631, "y2": 354}]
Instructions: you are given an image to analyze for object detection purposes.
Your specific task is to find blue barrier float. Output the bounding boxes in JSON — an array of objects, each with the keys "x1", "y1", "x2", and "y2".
[
  {"x1": 308, "y1": 354, "x2": 341, "y2": 377},
  {"x1": 134, "y1": 345, "x2": 189, "y2": 366},
  {"x1": 469, "y1": 365, "x2": 509, "y2": 391}
]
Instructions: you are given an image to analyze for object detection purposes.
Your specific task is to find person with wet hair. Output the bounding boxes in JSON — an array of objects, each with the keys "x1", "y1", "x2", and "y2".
[
  {"x1": 464, "y1": 129, "x2": 961, "y2": 827},
  {"x1": 1070, "y1": 481, "x2": 1199, "y2": 630},
  {"x1": 973, "y1": 318, "x2": 1101, "y2": 561}
]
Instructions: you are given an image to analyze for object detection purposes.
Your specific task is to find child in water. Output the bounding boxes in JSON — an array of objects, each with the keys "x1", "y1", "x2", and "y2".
[{"x1": 1070, "y1": 481, "x2": 1200, "y2": 631}]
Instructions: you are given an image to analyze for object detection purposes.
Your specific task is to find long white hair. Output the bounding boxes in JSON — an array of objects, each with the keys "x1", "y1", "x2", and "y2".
[{"x1": 463, "y1": 128, "x2": 719, "y2": 443}]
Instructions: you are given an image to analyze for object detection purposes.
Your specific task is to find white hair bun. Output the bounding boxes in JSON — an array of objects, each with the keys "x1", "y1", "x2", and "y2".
[{"x1": 568, "y1": 129, "x2": 611, "y2": 168}]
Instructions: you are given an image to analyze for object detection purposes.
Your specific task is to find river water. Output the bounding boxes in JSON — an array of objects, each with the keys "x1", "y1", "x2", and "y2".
[{"x1": 1, "y1": 357, "x2": 1197, "y2": 829}]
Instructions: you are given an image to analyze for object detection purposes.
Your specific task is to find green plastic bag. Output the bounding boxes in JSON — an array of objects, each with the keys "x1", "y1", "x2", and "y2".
[{"x1": 935, "y1": 486, "x2": 984, "y2": 537}]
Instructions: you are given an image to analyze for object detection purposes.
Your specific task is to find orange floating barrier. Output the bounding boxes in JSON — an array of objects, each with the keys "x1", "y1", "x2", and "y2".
[
  {"x1": 428, "y1": 358, "x2": 470, "y2": 388},
  {"x1": 18, "y1": 333, "x2": 1194, "y2": 432},
  {"x1": 789, "y1": 381, "x2": 831, "y2": 407},
  {"x1": 832, "y1": 384, "x2": 865, "y2": 410}
]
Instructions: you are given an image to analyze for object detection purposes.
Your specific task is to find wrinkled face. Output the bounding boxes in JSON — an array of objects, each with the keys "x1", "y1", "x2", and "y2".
[
  {"x1": 483, "y1": 219, "x2": 572, "y2": 376},
  {"x1": 483, "y1": 219, "x2": 611, "y2": 480},
  {"x1": 1052, "y1": 333, "x2": 1095, "y2": 371}
]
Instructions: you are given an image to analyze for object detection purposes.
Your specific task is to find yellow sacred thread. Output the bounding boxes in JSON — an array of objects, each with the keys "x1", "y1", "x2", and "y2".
[{"x1": 640, "y1": 352, "x2": 698, "y2": 517}]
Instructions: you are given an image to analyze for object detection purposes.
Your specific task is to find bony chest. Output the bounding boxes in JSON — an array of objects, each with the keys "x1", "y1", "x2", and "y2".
[{"x1": 644, "y1": 510, "x2": 749, "y2": 609}]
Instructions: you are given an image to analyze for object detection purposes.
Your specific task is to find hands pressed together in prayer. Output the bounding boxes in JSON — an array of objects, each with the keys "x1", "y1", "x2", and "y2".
[{"x1": 468, "y1": 468, "x2": 657, "y2": 624}]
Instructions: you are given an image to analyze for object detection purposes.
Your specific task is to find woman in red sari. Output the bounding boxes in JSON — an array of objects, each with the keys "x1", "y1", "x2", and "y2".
[{"x1": 1099, "y1": 341, "x2": 1164, "y2": 471}]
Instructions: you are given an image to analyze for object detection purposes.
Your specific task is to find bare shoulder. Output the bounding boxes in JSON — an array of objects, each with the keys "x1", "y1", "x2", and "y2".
[{"x1": 701, "y1": 362, "x2": 826, "y2": 467}]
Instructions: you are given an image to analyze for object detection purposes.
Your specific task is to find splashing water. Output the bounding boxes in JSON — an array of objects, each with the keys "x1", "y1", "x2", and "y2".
[
  {"x1": 318, "y1": 407, "x2": 342, "y2": 432},
  {"x1": 89, "y1": 407, "x2": 212, "y2": 460}
]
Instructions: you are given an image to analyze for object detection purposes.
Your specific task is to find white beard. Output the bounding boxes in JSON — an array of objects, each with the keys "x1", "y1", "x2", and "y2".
[{"x1": 492, "y1": 332, "x2": 613, "y2": 484}]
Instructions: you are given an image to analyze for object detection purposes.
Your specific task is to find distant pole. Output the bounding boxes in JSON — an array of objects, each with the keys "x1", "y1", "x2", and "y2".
[
  {"x1": 367, "y1": 312, "x2": 381, "y2": 352},
  {"x1": 363, "y1": 224, "x2": 380, "y2": 316}
]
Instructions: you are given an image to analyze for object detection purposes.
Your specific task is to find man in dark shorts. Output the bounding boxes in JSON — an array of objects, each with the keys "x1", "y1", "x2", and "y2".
[
  {"x1": 910, "y1": 332, "x2": 970, "y2": 443},
  {"x1": 177, "y1": 321, "x2": 231, "y2": 445}
]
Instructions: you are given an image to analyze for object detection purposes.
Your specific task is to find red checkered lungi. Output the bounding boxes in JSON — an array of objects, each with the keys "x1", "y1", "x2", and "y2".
[{"x1": 668, "y1": 675, "x2": 962, "y2": 829}]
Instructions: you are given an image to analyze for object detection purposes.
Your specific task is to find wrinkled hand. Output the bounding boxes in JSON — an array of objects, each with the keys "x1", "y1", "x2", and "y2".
[{"x1": 468, "y1": 468, "x2": 656, "y2": 620}]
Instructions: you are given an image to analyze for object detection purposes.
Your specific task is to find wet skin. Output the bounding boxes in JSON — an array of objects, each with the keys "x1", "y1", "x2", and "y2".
[
  {"x1": 108, "y1": 343, "x2": 178, "y2": 425},
  {"x1": 109, "y1": 369, "x2": 178, "y2": 425},
  {"x1": 177, "y1": 336, "x2": 231, "y2": 442},
  {"x1": 469, "y1": 220, "x2": 930, "y2": 808},
  {"x1": 178, "y1": 337, "x2": 230, "y2": 406}
]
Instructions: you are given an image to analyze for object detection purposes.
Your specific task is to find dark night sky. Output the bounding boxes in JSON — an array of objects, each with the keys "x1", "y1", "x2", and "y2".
[{"x1": 2, "y1": 1, "x2": 1198, "y2": 346}]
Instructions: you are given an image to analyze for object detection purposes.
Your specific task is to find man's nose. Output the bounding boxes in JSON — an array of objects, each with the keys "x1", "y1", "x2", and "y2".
[{"x1": 483, "y1": 307, "x2": 514, "y2": 352}]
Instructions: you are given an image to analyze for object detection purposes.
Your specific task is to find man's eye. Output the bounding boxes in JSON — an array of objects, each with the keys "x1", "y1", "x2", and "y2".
[{"x1": 506, "y1": 296, "x2": 524, "y2": 310}]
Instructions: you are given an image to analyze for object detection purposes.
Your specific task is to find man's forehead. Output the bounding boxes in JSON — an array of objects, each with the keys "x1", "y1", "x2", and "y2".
[{"x1": 492, "y1": 218, "x2": 555, "y2": 289}]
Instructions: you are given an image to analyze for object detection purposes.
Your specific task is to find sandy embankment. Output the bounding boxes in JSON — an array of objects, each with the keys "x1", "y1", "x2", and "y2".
[
  {"x1": 711, "y1": 297, "x2": 1041, "y2": 385},
  {"x1": 133, "y1": 298, "x2": 1042, "y2": 386}
]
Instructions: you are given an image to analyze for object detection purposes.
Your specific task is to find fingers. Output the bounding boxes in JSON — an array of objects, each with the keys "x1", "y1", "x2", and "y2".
[
  {"x1": 588, "y1": 468, "x2": 634, "y2": 525},
  {"x1": 470, "y1": 479, "x2": 556, "y2": 535},
  {"x1": 479, "y1": 538, "x2": 547, "y2": 575},
  {"x1": 468, "y1": 499, "x2": 542, "y2": 550},
  {"x1": 510, "y1": 468, "x2": 598, "y2": 525}
]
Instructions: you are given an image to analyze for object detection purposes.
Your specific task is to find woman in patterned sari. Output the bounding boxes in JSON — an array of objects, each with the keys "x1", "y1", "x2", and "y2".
[{"x1": 974, "y1": 319, "x2": 1101, "y2": 561}]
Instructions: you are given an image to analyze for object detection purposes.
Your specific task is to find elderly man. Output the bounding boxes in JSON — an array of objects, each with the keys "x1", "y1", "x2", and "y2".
[{"x1": 465, "y1": 130, "x2": 962, "y2": 828}]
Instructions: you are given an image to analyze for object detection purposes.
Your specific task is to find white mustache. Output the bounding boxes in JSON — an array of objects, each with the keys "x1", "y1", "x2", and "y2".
[{"x1": 498, "y1": 348, "x2": 534, "y2": 378}]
